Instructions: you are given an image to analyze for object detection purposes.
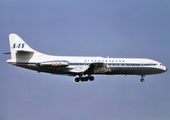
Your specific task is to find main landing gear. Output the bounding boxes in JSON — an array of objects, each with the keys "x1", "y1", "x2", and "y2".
[
  {"x1": 140, "y1": 75, "x2": 145, "y2": 82},
  {"x1": 75, "y1": 76, "x2": 94, "y2": 82}
]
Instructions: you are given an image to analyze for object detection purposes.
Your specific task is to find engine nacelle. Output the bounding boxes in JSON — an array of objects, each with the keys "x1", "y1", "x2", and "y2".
[{"x1": 38, "y1": 60, "x2": 69, "y2": 67}]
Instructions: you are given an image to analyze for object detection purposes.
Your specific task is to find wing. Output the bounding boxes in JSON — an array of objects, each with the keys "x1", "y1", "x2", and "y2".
[
  {"x1": 83, "y1": 63, "x2": 111, "y2": 75},
  {"x1": 69, "y1": 66, "x2": 88, "y2": 73},
  {"x1": 69, "y1": 63, "x2": 111, "y2": 76}
]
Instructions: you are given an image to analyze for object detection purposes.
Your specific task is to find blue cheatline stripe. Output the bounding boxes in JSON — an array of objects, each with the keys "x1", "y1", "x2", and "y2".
[{"x1": 69, "y1": 63, "x2": 157, "y2": 66}]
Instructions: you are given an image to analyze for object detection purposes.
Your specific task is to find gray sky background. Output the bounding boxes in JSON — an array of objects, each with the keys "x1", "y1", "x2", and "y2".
[{"x1": 0, "y1": 0, "x2": 170, "y2": 120}]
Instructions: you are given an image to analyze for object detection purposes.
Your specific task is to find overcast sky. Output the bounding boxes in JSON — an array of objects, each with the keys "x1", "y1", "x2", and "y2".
[{"x1": 0, "y1": 0, "x2": 170, "y2": 120}]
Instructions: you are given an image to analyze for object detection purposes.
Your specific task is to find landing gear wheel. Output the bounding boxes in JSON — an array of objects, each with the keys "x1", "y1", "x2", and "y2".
[
  {"x1": 75, "y1": 77, "x2": 80, "y2": 82},
  {"x1": 89, "y1": 76, "x2": 94, "y2": 81},
  {"x1": 140, "y1": 78, "x2": 145, "y2": 82},
  {"x1": 80, "y1": 77, "x2": 85, "y2": 82},
  {"x1": 84, "y1": 77, "x2": 89, "y2": 81}
]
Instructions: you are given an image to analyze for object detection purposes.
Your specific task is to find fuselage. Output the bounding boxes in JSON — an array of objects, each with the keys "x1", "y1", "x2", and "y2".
[{"x1": 7, "y1": 54, "x2": 167, "y2": 76}]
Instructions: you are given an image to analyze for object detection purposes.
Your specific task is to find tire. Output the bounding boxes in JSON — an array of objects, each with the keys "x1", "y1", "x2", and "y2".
[
  {"x1": 140, "y1": 78, "x2": 145, "y2": 82},
  {"x1": 75, "y1": 78, "x2": 80, "y2": 82},
  {"x1": 89, "y1": 76, "x2": 94, "y2": 81}
]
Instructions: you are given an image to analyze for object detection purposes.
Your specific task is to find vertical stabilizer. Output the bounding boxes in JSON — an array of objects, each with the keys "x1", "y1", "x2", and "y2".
[{"x1": 9, "y1": 33, "x2": 35, "y2": 61}]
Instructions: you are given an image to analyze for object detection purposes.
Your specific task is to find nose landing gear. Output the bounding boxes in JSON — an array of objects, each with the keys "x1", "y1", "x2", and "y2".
[{"x1": 140, "y1": 75, "x2": 145, "y2": 82}]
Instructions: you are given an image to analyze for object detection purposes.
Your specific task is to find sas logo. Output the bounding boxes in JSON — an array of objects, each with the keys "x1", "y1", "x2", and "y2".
[{"x1": 12, "y1": 43, "x2": 25, "y2": 49}]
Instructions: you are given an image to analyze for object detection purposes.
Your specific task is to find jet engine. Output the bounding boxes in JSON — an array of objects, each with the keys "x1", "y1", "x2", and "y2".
[{"x1": 38, "y1": 60, "x2": 69, "y2": 67}]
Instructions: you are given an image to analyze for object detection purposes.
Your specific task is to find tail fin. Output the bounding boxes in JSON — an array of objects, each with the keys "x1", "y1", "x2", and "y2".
[{"x1": 9, "y1": 33, "x2": 35, "y2": 62}]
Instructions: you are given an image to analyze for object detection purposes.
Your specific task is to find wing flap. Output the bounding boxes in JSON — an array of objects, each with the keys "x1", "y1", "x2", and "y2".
[{"x1": 83, "y1": 63, "x2": 111, "y2": 75}]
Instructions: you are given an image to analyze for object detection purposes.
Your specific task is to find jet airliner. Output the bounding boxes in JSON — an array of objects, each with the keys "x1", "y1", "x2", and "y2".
[{"x1": 5, "y1": 34, "x2": 167, "y2": 82}]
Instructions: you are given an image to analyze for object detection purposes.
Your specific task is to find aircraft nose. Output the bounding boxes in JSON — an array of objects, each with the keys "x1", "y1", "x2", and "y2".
[
  {"x1": 162, "y1": 66, "x2": 167, "y2": 72},
  {"x1": 164, "y1": 66, "x2": 168, "y2": 72}
]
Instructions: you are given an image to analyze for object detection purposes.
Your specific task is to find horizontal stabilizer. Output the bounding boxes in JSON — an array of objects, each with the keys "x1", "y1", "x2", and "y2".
[
  {"x1": 3, "y1": 52, "x2": 11, "y2": 54},
  {"x1": 16, "y1": 50, "x2": 34, "y2": 53}
]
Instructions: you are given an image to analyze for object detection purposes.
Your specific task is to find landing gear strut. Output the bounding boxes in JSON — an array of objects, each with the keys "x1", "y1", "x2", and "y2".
[
  {"x1": 140, "y1": 75, "x2": 145, "y2": 82},
  {"x1": 75, "y1": 76, "x2": 94, "y2": 82}
]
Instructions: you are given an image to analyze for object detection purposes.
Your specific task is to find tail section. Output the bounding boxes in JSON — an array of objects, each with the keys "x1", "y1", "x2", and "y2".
[{"x1": 8, "y1": 33, "x2": 35, "y2": 62}]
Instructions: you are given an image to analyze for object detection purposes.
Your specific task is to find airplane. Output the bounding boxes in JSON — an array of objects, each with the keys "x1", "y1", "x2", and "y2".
[{"x1": 4, "y1": 33, "x2": 167, "y2": 82}]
